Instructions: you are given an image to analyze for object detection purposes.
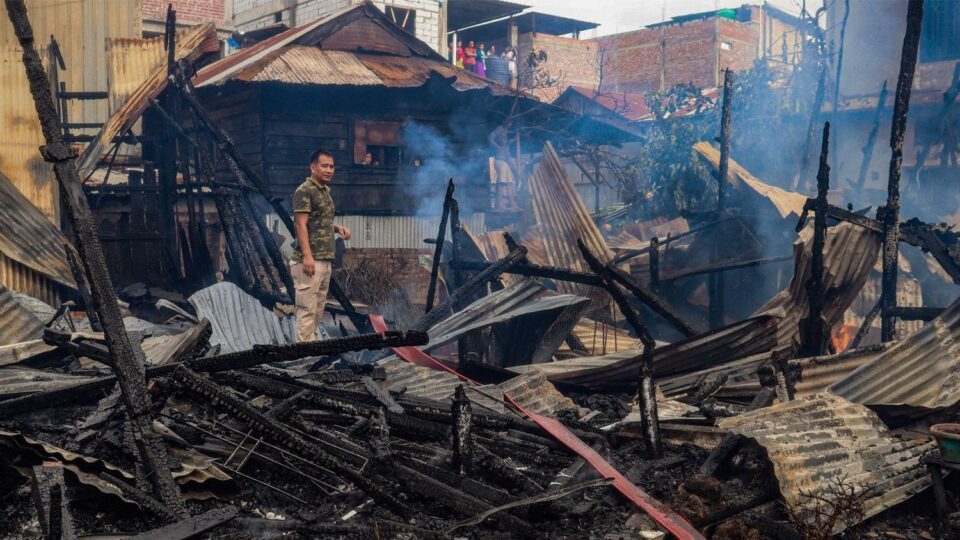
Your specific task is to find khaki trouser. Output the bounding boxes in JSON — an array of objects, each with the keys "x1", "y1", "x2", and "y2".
[{"x1": 290, "y1": 259, "x2": 332, "y2": 342}]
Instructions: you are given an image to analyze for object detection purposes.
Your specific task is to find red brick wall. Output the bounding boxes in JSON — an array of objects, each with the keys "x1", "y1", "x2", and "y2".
[
  {"x1": 594, "y1": 16, "x2": 763, "y2": 93},
  {"x1": 142, "y1": 0, "x2": 226, "y2": 25},
  {"x1": 519, "y1": 33, "x2": 600, "y2": 100}
]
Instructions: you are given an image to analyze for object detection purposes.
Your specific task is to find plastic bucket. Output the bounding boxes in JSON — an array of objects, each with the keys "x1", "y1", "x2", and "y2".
[{"x1": 930, "y1": 423, "x2": 960, "y2": 463}]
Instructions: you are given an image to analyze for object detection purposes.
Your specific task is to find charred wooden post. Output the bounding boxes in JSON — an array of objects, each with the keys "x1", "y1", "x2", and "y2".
[
  {"x1": 369, "y1": 407, "x2": 391, "y2": 459},
  {"x1": 3, "y1": 0, "x2": 185, "y2": 517},
  {"x1": 854, "y1": 81, "x2": 888, "y2": 194},
  {"x1": 710, "y1": 69, "x2": 734, "y2": 330},
  {"x1": 598, "y1": 257, "x2": 698, "y2": 338},
  {"x1": 799, "y1": 122, "x2": 831, "y2": 357},
  {"x1": 769, "y1": 349, "x2": 795, "y2": 402},
  {"x1": 577, "y1": 240, "x2": 661, "y2": 458},
  {"x1": 451, "y1": 384, "x2": 473, "y2": 475},
  {"x1": 426, "y1": 179, "x2": 455, "y2": 313},
  {"x1": 716, "y1": 69, "x2": 733, "y2": 211},
  {"x1": 850, "y1": 298, "x2": 881, "y2": 349},
  {"x1": 649, "y1": 237, "x2": 661, "y2": 295},
  {"x1": 31, "y1": 464, "x2": 76, "y2": 540},
  {"x1": 881, "y1": 0, "x2": 924, "y2": 342},
  {"x1": 157, "y1": 6, "x2": 182, "y2": 283},
  {"x1": 62, "y1": 242, "x2": 100, "y2": 332},
  {"x1": 170, "y1": 364, "x2": 410, "y2": 514}
]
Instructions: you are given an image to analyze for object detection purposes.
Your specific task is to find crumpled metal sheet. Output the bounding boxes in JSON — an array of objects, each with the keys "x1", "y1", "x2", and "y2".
[
  {"x1": 0, "y1": 429, "x2": 234, "y2": 504},
  {"x1": 0, "y1": 284, "x2": 45, "y2": 346},
  {"x1": 830, "y1": 294, "x2": 960, "y2": 415},
  {"x1": 189, "y1": 282, "x2": 291, "y2": 354},
  {"x1": 753, "y1": 221, "x2": 881, "y2": 354},
  {"x1": 420, "y1": 279, "x2": 590, "y2": 365},
  {"x1": 0, "y1": 171, "x2": 75, "y2": 290},
  {"x1": 719, "y1": 393, "x2": 935, "y2": 533},
  {"x1": 658, "y1": 343, "x2": 894, "y2": 399},
  {"x1": 545, "y1": 314, "x2": 781, "y2": 392},
  {"x1": 378, "y1": 358, "x2": 577, "y2": 416}
]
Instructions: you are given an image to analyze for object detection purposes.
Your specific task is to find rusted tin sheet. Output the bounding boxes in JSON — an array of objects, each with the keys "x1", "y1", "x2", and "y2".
[
  {"x1": 0, "y1": 170, "x2": 74, "y2": 290},
  {"x1": 694, "y1": 141, "x2": 809, "y2": 220},
  {"x1": 719, "y1": 393, "x2": 935, "y2": 533},
  {"x1": 195, "y1": 3, "x2": 443, "y2": 88},
  {"x1": 242, "y1": 46, "x2": 382, "y2": 86},
  {"x1": 830, "y1": 294, "x2": 960, "y2": 415},
  {"x1": 106, "y1": 35, "x2": 166, "y2": 113}
]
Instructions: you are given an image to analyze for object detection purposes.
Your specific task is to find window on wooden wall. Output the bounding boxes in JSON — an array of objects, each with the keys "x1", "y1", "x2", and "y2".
[
  {"x1": 354, "y1": 120, "x2": 402, "y2": 168},
  {"x1": 385, "y1": 6, "x2": 416, "y2": 35}
]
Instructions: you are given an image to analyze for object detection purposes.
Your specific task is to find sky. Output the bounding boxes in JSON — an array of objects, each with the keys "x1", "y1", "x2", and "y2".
[{"x1": 519, "y1": 0, "x2": 803, "y2": 37}]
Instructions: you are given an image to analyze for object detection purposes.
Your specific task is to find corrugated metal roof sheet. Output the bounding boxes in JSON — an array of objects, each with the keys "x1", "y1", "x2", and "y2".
[
  {"x1": 719, "y1": 393, "x2": 935, "y2": 533},
  {"x1": 528, "y1": 141, "x2": 615, "y2": 299},
  {"x1": 195, "y1": 2, "x2": 451, "y2": 89},
  {"x1": 106, "y1": 35, "x2": 166, "y2": 113},
  {"x1": 754, "y1": 221, "x2": 880, "y2": 354},
  {"x1": 693, "y1": 142, "x2": 809, "y2": 220},
  {"x1": 188, "y1": 282, "x2": 291, "y2": 353},
  {"x1": 243, "y1": 46, "x2": 382, "y2": 85},
  {"x1": 335, "y1": 214, "x2": 486, "y2": 249},
  {"x1": 379, "y1": 358, "x2": 577, "y2": 416},
  {"x1": 418, "y1": 279, "x2": 589, "y2": 364},
  {"x1": 546, "y1": 314, "x2": 781, "y2": 391},
  {"x1": 0, "y1": 284, "x2": 44, "y2": 346},
  {"x1": 0, "y1": 170, "x2": 74, "y2": 289},
  {"x1": 0, "y1": 366, "x2": 95, "y2": 398},
  {"x1": 830, "y1": 294, "x2": 960, "y2": 413}
]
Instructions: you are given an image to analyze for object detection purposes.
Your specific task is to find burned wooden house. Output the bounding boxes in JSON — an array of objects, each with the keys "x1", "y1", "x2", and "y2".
[{"x1": 82, "y1": 1, "x2": 633, "y2": 298}]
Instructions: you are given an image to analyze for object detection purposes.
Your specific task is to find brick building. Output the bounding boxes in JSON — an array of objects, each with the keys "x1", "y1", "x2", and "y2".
[
  {"x1": 141, "y1": 0, "x2": 232, "y2": 36},
  {"x1": 593, "y1": 3, "x2": 810, "y2": 94}
]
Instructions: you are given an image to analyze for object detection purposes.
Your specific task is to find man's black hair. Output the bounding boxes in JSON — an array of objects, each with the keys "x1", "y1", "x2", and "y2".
[{"x1": 310, "y1": 149, "x2": 335, "y2": 164}]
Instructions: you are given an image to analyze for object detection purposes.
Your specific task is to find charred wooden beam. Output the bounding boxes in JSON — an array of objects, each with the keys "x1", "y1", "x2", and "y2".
[
  {"x1": 451, "y1": 384, "x2": 473, "y2": 475},
  {"x1": 62, "y1": 242, "x2": 100, "y2": 332},
  {"x1": 648, "y1": 237, "x2": 660, "y2": 295},
  {"x1": 710, "y1": 69, "x2": 734, "y2": 331},
  {"x1": 597, "y1": 257, "x2": 698, "y2": 338},
  {"x1": 0, "y1": 331, "x2": 426, "y2": 416},
  {"x1": 170, "y1": 364, "x2": 409, "y2": 514},
  {"x1": 799, "y1": 123, "x2": 831, "y2": 357},
  {"x1": 577, "y1": 240, "x2": 661, "y2": 458},
  {"x1": 411, "y1": 247, "x2": 527, "y2": 334},
  {"x1": 850, "y1": 298, "x2": 881, "y2": 349},
  {"x1": 716, "y1": 69, "x2": 733, "y2": 211},
  {"x1": 426, "y1": 179, "x2": 455, "y2": 314},
  {"x1": 3, "y1": 0, "x2": 185, "y2": 517},
  {"x1": 893, "y1": 306, "x2": 945, "y2": 321},
  {"x1": 881, "y1": 0, "x2": 924, "y2": 342},
  {"x1": 126, "y1": 508, "x2": 238, "y2": 540},
  {"x1": 31, "y1": 464, "x2": 76, "y2": 540},
  {"x1": 854, "y1": 81, "x2": 888, "y2": 194},
  {"x1": 798, "y1": 201, "x2": 960, "y2": 283},
  {"x1": 698, "y1": 386, "x2": 775, "y2": 477}
]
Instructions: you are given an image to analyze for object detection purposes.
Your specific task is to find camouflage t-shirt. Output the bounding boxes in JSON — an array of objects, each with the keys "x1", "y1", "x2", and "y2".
[{"x1": 291, "y1": 177, "x2": 336, "y2": 262}]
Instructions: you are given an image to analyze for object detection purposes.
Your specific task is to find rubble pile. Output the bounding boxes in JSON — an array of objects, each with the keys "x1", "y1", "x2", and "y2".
[{"x1": 4, "y1": 1, "x2": 960, "y2": 538}]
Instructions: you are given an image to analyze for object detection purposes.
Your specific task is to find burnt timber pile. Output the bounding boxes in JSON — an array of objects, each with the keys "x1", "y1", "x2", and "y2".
[{"x1": 5, "y1": 1, "x2": 960, "y2": 539}]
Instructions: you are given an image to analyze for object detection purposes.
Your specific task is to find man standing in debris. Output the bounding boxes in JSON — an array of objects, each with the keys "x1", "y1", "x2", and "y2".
[{"x1": 290, "y1": 149, "x2": 351, "y2": 342}]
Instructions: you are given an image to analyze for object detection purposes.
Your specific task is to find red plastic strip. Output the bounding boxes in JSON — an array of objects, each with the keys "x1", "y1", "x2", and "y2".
[{"x1": 370, "y1": 315, "x2": 705, "y2": 540}]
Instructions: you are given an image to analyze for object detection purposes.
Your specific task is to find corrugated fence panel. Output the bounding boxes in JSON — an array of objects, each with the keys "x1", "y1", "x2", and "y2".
[
  {"x1": 266, "y1": 213, "x2": 487, "y2": 251},
  {"x1": 0, "y1": 47, "x2": 57, "y2": 222},
  {"x1": 107, "y1": 36, "x2": 166, "y2": 113},
  {"x1": 0, "y1": 0, "x2": 140, "y2": 222}
]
